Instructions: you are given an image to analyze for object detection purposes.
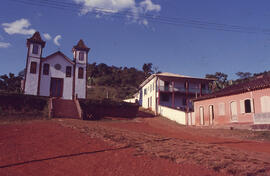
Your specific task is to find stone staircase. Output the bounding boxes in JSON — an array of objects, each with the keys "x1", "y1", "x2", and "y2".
[{"x1": 52, "y1": 98, "x2": 81, "y2": 119}]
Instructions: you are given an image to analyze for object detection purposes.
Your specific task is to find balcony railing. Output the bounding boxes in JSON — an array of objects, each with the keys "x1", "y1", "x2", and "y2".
[
  {"x1": 202, "y1": 89, "x2": 211, "y2": 94},
  {"x1": 159, "y1": 86, "x2": 186, "y2": 92},
  {"x1": 159, "y1": 86, "x2": 210, "y2": 94}
]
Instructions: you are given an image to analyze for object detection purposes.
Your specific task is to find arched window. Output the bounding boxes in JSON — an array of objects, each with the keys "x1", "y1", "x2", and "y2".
[
  {"x1": 79, "y1": 51, "x2": 84, "y2": 61},
  {"x1": 78, "y1": 67, "x2": 84, "y2": 79},
  {"x1": 32, "y1": 44, "x2": 39, "y2": 54},
  {"x1": 244, "y1": 99, "x2": 251, "y2": 113}
]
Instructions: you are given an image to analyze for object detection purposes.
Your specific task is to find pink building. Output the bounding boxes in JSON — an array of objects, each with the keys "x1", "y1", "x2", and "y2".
[{"x1": 193, "y1": 76, "x2": 270, "y2": 126}]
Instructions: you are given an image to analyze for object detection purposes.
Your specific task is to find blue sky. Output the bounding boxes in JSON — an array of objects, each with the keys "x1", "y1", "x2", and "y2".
[{"x1": 1, "y1": 0, "x2": 270, "y2": 80}]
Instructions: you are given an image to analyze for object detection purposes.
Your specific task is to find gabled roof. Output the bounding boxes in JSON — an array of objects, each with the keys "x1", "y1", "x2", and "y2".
[
  {"x1": 42, "y1": 51, "x2": 74, "y2": 65},
  {"x1": 193, "y1": 75, "x2": 270, "y2": 101},
  {"x1": 27, "y1": 32, "x2": 46, "y2": 48},
  {"x1": 73, "y1": 39, "x2": 90, "y2": 52},
  {"x1": 139, "y1": 72, "x2": 215, "y2": 89}
]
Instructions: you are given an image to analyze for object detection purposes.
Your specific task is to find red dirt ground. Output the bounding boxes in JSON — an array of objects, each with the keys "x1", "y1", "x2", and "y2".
[
  {"x1": 0, "y1": 120, "x2": 226, "y2": 176},
  {"x1": 102, "y1": 117, "x2": 270, "y2": 154}
]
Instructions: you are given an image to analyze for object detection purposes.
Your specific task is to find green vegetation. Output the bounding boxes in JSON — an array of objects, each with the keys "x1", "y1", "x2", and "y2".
[
  {"x1": 0, "y1": 73, "x2": 22, "y2": 93},
  {"x1": 79, "y1": 98, "x2": 139, "y2": 120},
  {"x1": 0, "y1": 93, "x2": 49, "y2": 119},
  {"x1": 206, "y1": 70, "x2": 270, "y2": 92},
  {"x1": 86, "y1": 62, "x2": 156, "y2": 100}
]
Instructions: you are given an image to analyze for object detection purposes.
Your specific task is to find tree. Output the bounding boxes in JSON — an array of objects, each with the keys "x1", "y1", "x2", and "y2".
[
  {"x1": 235, "y1": 72, "x2": 252, "y2": 80},
  {"x1": 0, "y1": 73, "x2": 22, "y2": 93},
  {"x1": 205, "y1": 72, "x2": 228, "y2": 91},
  {"x1": 142, "y1": 63, "x2": 153, "y2": 78},
  {"x1": 153, "y1": 65, "x2": 161, "y2": 74},
  {"x1": 18, "y1": 69, "x2": 26, "y2": 79}
]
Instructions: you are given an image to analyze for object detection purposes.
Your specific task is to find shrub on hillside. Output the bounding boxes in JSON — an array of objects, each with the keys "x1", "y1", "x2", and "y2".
[{"x1": 79, "y1": 99, "x2": 139, "y2": 120}]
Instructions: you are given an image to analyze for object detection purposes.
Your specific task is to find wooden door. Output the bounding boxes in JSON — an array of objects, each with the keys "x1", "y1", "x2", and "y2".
[
  {"x1": 50, "y1": 78, "x2": 63, "y2": 98},
  {"x1": 209, "y1": 105, "x2": 214, "y2": 125}
]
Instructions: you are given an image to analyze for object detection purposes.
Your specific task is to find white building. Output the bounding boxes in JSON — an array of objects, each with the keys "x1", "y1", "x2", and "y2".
[
  {"x1": 136, "y1": 72, "x2": 214, "y2": 125},
  {"x1": 23, "y1": 32, "x2": 90, "y2": 100}
]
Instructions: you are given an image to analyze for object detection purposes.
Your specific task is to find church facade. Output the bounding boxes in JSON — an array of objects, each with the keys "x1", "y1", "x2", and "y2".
[{"x1": 23, "y1": 32, "x2": 90, "y2": 100}]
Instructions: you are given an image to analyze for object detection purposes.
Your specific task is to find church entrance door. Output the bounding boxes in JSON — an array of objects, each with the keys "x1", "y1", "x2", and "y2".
[{"x1": 50, "y1": 78, "x2": 63, "y2": 98}]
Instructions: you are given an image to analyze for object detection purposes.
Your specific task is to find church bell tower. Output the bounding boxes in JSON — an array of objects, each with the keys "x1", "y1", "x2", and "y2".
[{"x1": 23, "y1": 31, "x2": 46, "y2": 95}]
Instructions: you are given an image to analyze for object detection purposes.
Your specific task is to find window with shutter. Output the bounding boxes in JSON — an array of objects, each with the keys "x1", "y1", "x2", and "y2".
[
  {"x1": 260, "y1": 96, "x2": 270, "y2": 113},
  {"x1": 43, "y1": 63, "x2": 49, "y2": 75},
  {"x1": 199, "y1": 106, "x2": 204, "y2": 125},
  {"x1": 79, "y1": 51, "x2": 84, "y2": 61},
  {"x1": 78, "y1": 67, "x2": 84, "y2": 79},
  {"x1": 32, "y1": 44, "x2": 39, "y2": 54},
  {"x1": 244, "y1": 99, "x2": 251, "y2": 113},
  {"x1": 250, "y1": 98, "x2": 254, "y2": 113},
  {"x1": 30, "y1": 62, "x2": 37, "y2": 74},
  {"x1": 218, "y1": 103, "x2": 225, "y2": 115},
  {"x1": 66, "y1": 66, "x2": 72, "y2": 77},
  {"x1": 240, "y1": 100, "x2": 245, "y2": 114}
]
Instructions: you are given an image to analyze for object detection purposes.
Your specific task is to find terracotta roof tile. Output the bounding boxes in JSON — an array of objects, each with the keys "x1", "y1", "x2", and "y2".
[{"x1": 194, "y1": 75, "x2": 270, "y2": 101}]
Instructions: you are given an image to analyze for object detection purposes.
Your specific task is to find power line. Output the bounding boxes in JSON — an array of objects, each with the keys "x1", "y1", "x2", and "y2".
[
  {"x1": 20, "y1": 0, "x2": 263, "y2": 31},
  {"x1": 8, "y1": 0, "x2": 270, "y2": 35}
]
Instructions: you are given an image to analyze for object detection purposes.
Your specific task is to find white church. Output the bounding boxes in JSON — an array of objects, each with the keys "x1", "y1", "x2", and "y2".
[{"x1": 23, "y1": 32, "x2": 90, "y2": 100}]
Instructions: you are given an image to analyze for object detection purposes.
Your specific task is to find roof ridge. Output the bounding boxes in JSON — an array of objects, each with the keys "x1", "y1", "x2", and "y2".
[{"x1": 43, "y1": 51, "x2": 74, "y2": 65}]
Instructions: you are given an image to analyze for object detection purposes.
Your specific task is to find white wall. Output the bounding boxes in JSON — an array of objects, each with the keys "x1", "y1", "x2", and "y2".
[
  {"x1": 24, "y1": 43, "x2": 42, "y2": 95},
  {"x1": 40, "y1": 54, "x2": 74, "y2": 100},
  {"x1": 141, "y1": 77, "x2": 157, "y2": 112},
  {"x1": 75, "y1": 63, "x2": 86, "y2": 99},
  {"x1": 158, "y1": 105, "x2": 187, "y2": 125},
  {"x1": 123, "y1": 98, "x2": 137, "y2": 103}
]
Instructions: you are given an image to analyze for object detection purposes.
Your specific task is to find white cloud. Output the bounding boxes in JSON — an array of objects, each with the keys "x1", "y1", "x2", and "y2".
[
  {"x1": 43, "y1": 33, "x2": 52, "y2": 40},
  {"x1": 140, "y1": 0, "x2": 161, "y2": 12},
  {"x1": 54, "y1": 35, "x2": 62, "y2": 46},
  {"x1": 74, "y1": 0, "x2": 135, "y2": 14},
  {"x1": 73, "y1": 0, "x2": 161, "y2": 25},
  {"x1": 0, "y1": 42, "x2": 11, "y2": 48},
  {"x1": 2, "y1": 18, "x2": 35, "y2": 35},
  {"x1": 141, "y1": 19, "x2": 148, "y2": 26}
]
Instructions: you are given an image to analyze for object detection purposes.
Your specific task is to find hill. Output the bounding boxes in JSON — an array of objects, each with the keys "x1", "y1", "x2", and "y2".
[{"x1": 86, "y1": 63, "x2": 147, "y2": 100}]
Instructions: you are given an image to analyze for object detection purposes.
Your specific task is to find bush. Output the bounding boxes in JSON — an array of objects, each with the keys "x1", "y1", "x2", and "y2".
[
  {"x1": 79, "y1": 99, "x2": 139, "y2": 120},
  {"x1": 0, "y1": 93, "x2": 49, "y2": 118}
]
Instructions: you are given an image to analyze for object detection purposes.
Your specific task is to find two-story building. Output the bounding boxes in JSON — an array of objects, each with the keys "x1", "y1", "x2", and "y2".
[{"x1": 137, "y1": 72, "x2": 214, "y2": 125}]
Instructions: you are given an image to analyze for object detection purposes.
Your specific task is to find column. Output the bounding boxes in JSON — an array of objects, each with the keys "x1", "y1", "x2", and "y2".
[
  {"x1": 172, "y1": 81, "x2": 175, "y2": 108},
  {"x1": 199, "y1": 83, "x2": 202, "y2": 97}
]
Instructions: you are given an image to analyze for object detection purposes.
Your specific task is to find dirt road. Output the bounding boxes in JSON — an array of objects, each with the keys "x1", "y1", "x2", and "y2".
[{"x1": 0, "y1": 117, "x2": 270, "y2": 176}]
